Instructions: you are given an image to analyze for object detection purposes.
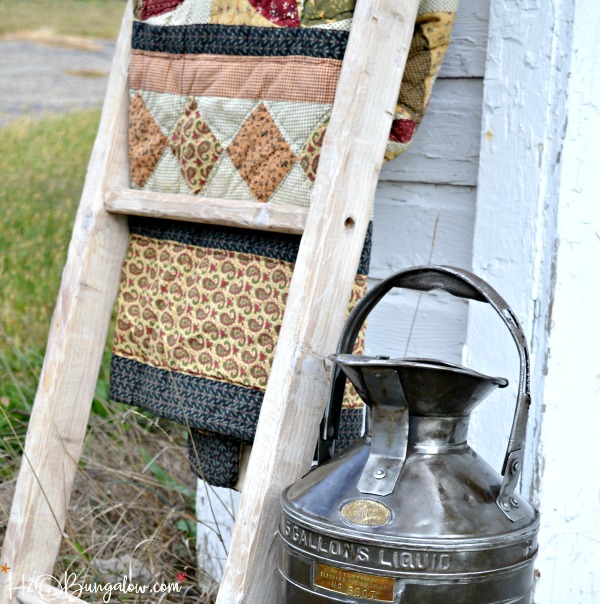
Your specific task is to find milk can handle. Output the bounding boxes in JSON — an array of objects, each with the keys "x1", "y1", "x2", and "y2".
[{"x1": 320, "y1": 265, "x2": 531, "y2": 520}]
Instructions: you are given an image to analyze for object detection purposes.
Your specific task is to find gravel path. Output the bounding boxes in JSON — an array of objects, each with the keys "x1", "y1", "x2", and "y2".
[{"x1": 0, "y1": 39, "x2": 116, "y2": 128}]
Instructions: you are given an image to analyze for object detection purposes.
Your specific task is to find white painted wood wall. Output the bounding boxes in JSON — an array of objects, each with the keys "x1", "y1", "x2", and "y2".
[{"x1": 198, "y1": 0, "x2": 600, "y2": 600}]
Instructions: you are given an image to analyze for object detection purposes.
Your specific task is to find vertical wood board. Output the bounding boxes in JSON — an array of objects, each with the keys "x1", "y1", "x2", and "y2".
[
  {"x1": 465, "y1": 0, "x2": 592, "y2": 600},
  {"x1": 466, "y1": 0, "x2": 571, "y2": 474},
  {"x1": 196, "y1": 481, "x2": 241, "y2": 586},
  {"x1": 528, "y1": 1, "x2": 600, "y2": 601}
]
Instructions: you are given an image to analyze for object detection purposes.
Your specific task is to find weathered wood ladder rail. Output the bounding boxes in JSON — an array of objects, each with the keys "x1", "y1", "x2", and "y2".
[{"x1": 0, "y1": 0, "x2": 420, "y2": 602}]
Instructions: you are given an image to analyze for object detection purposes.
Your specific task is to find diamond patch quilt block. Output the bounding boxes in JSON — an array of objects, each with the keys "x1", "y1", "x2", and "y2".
[
  {"x1": 227, "y1": 103, "x2": 297, "y2": 202},
  {"x1": 170, "y1": 97, "x2": 224, "y2": 193}
]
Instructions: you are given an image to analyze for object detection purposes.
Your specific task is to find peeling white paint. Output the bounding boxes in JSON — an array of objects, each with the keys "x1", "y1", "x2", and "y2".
[
  {"x1": 467, "y1": 0, "x2": 599, "y2": 600},
  {"x1": 531, "y1": 0, "x2": 600, "y2": 599}
]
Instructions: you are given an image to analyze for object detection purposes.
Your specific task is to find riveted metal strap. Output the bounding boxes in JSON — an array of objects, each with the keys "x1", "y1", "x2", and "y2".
[{"x1": 356, "y1": 369, "x2": 409, "y2": 496}]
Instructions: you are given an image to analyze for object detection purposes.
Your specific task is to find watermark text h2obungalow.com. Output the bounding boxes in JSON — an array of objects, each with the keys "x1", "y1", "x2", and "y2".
[{"x1": 5, "y1": 571, "x2": 184, "y2": 602}]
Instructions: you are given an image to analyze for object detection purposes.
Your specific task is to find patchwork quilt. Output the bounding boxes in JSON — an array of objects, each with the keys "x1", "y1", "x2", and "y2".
[{"x1": 110, "y1": 0, "x2": 459, "y2": 487}]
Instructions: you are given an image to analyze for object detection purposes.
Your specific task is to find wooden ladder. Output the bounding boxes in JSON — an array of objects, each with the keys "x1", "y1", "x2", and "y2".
[{"x1": 0, "y1": 0, "x2": 420, "y2": 602}]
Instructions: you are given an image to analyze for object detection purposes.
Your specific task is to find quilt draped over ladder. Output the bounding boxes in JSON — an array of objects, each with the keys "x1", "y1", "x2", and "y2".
[{"x1": 110, "y1": 0, "x2": 459, "y2": 487}]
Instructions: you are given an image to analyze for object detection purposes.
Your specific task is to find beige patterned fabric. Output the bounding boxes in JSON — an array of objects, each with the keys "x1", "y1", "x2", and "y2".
[
  {"x1": 129, "y1": 51, "x2": 342, "y2": 104},
  {"x1": 110, "y1": 216, "x2": 371, "y2": 486},
  {"x1": 129, "y1": 90, "x2": 331, "y2": 197},
  {"x1": 170, "y1": 97, "x2": 224, "y2": 193},
  {"x1": 300, "y1": 0, "x2": 356, "y2": 27},
  {"x1": 227, "y1": 103, "x2": 298, "y2": 202},
  {"x1": 418, "y1": 0, "x2": 460, "y2": 16},
  {"x1": 210, "y1": 0, "x2": 278, "y2": 26},
  {"x1": 129, "y1": 93, "x2": 169, "y2": 187},
  {"x1": 114, "y1": 233, "x2": 367, "y2": 393}
]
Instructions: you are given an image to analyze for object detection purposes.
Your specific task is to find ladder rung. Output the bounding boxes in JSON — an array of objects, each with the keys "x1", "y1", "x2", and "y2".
[{"x1": 105, "y1": 188, "x2": 308, "y2": 234}]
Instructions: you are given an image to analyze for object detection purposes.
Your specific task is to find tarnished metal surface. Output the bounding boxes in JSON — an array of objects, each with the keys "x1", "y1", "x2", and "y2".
[{"x1": 281, "y1": 266, "x2": 540, "y2": 603}]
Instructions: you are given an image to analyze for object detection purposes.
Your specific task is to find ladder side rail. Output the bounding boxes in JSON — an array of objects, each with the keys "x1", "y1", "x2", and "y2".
[{"x1": 0, "y1": 4, "x2": 134, "y2": 601}]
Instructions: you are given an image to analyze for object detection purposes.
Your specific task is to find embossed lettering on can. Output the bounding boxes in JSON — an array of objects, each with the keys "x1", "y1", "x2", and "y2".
[
  {"x1": 340, "y1": 500, "x2": 392, "y2": 527},
  {"x1": 314, "y1": 563, "x2": 395, "y2": 602}
]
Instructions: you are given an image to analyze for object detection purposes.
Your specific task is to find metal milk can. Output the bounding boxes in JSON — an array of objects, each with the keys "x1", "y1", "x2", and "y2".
[{"x1": 279, "y1": 266, "x2": 539, "y2": 603}]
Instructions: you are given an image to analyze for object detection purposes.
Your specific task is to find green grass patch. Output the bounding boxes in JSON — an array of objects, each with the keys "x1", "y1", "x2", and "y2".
[
  {"x1": 1, "y1": 0, "x2": 126, "y2": 41},
  {"x1": 0, "y1": 110, "x2": 102, "y2": 427}
]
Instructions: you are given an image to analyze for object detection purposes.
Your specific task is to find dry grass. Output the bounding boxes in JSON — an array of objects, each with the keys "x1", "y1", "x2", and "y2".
[
  {"x1": 64, "y1": 68, "x2": 108, "y2": 78},
  {"x1": 59, "y1": 402, "x2": 217, "y2": 602},
  {"x1": 1, "y1": 400, "x2": 218, "y2": 603},
  {"x1": 3, "y1": 29, "x2": 106, "y2": 51}
]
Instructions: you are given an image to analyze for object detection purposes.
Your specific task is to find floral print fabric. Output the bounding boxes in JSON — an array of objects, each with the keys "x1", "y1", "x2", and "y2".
[{"x1": 111, "y1": 218, "x2": 370, "y2": 486}]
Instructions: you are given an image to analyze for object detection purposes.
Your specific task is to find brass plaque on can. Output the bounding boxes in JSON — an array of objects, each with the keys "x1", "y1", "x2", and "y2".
[
  {"x1": 315, "y1": 563, "x2": 395, "y2": 601},
  {"x1": 340, "y1": 499, "x2": 391, "y2": 527}
]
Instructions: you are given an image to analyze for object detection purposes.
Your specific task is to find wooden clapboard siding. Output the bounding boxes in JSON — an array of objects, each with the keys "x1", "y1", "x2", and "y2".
[
  {"x1": 367, "y1": 0, "x2": 489, "y2": 361},
  {"x1": 370, "y1": 183, "x2": 476, "y2": 274},
  {"x1": 366, "y1": 183, "x2": 475, "y2": 362},
  {"x1": 365, "y1": 290, "x2": 468, "y2": 363},
  {"x1": 440, "y1": 0, "x2": 489, "y2": 78},
  {"x1": 379, "y1": 78, "x2": 483, "y2": 186}
]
